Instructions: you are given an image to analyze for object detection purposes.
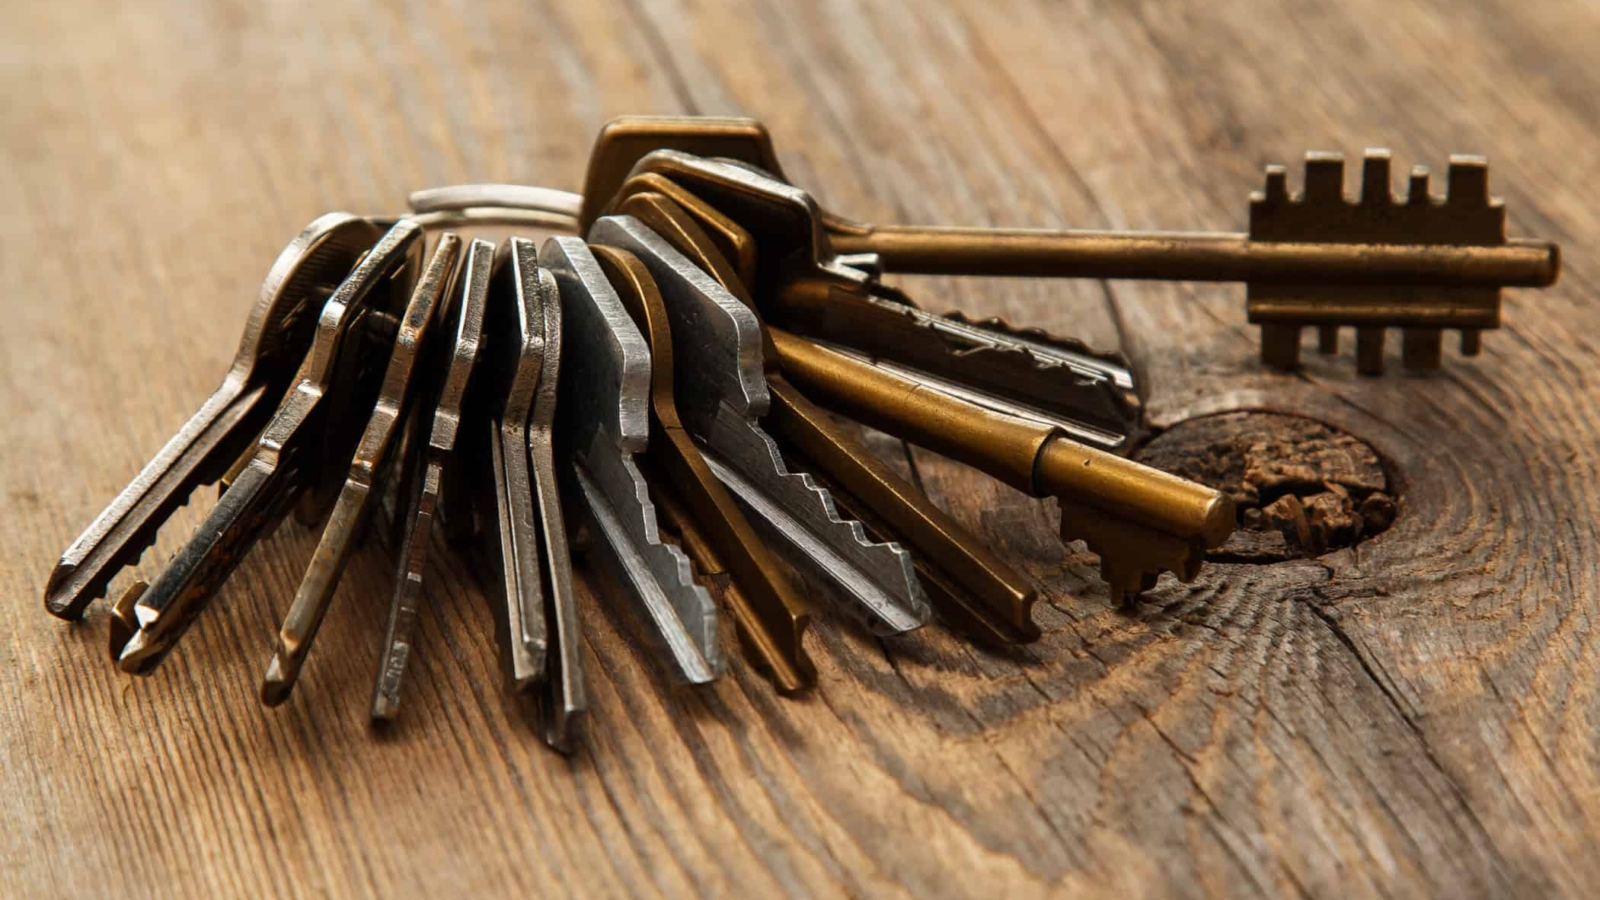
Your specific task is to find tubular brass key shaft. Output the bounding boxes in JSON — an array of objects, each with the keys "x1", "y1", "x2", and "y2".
[
  {"x1": 827, "y1": 226, "x2": 1557, "y2": 287},
  {"x1": 769, "y1": 328, "x2": 1233, "y2": 603}
]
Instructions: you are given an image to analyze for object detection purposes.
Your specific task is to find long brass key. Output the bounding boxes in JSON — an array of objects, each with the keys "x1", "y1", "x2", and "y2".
[
  {"x1": 575, "y1": 117, "x2": 1559, "y2": 374},
  {"x1": 261, "y1": 234, "x2": 461, "y2": 706},
  {"x1": 117, "y1": 221, "x2": 424, "y2": 673},
  {"x1": 615, "y1": 188, "x2": 1039, "y2": 644},
  {"x1": 45, "y1": 213, "x2": 383, "y2": 620},
  {"x1": 829, "y1": 151, "x2": 1557, "y2": 373},
  {"x1": 371, "y1": 238, "x2": 493, "y2": 722},
  {"x1": 770, "y1": 329, "x2": 1234, "y2": 604}
]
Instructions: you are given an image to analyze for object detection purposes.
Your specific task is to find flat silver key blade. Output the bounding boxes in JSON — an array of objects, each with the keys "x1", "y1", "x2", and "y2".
[
  {"x1": 589, "y1": 215, "x2": 928, "y2": 634},
  {"x1": 541, "y1": 234, "x2": 721, "y2": 684}
]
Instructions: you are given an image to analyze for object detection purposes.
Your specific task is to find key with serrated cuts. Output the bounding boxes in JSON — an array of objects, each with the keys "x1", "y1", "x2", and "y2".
[
  {"x1": 768, "y1": 329, "x2": 1234, "y2": 604},
  {"x1": 371, "y1": 237, "x2": 492, "y2": 722},
  {"x1": 612, "y1": 187, "x2": 1039, "y2": 645},
  {"x1": 117, "y1": 221, "x2": 423, "y2": 673},
  {"x1": 610, "y1": 150, "x2": 1143, "y2": 452},
  {"x1": 590, "y1": 214, "x2": 933, "y2": 636},
  {"x1": 46, "y1": 213, "x2": 383, "y2": 621}
]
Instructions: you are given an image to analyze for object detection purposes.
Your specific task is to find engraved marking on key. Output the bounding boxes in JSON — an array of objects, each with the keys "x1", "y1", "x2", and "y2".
[
  {"x1": 372, "y1": 238, "x2": 491, "y2": 722},
  {"x1": 261, "y1": 234, "x2": 460, "y2": 706},
  {"x1": 589, "y1": 214, "x2": 927, "y2": 634},
  {"x1": 117, "y1": 221, "x2": 424, "y2": 672},
  {"x1": 45, "y1": 213, "x2": 383, "y2": 620},
  {"x1": 540, "y1": 235, "x2": 721, "y2": 684}
]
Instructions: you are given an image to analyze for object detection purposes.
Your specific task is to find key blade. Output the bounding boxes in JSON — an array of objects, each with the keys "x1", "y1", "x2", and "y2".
[
  {"x1": 541, "y1": 235, "x2": 721, "y2": 683},
  {"x1": 373, "y1": 238, "x2": 493, "y2": 722},
  {"x1": 590, "y1": 215, "x2": 928, "y2": 633},
  {"x1": 45, "y1": 213, "x2": 382, "y2": 620},
  {"x1": 521, "y1": 252, "x2": 587, "y2": 749},
  {"x1": 263, "y1": 235, "x2": 459, "y2": 706},
  {"x1": 123, "y1": 221, "x2": 423, "y2": 673},
  {"x1": 587, "y1": 241, "x2": 816, "y2": 692}
]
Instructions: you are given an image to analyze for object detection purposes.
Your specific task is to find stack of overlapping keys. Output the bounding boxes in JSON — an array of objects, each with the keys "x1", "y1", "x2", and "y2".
[{"x1": 45, "y1": 117, "x2": 1557, "y2": 752}]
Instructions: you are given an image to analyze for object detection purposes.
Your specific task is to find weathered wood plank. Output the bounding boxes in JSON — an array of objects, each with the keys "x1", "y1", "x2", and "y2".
[{"x1": 2, "y1": 0, "x2": 1597, "y2": 897}]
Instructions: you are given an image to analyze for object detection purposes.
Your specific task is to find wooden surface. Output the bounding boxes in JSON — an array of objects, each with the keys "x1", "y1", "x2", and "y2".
[{"x1": 3, "y1": 1, "x2": 1598, "y2": 897}]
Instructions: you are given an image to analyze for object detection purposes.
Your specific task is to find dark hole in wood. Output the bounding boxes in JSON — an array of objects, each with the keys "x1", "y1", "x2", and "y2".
[{"x1": 1134, "y1": 411, "x2": 1398, "y2": 563}]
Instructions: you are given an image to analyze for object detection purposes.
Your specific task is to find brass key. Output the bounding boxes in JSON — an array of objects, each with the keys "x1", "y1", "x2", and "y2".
[
  {"x1": 261, "y1": 234, "x2": 461, "y2": 706},
  {"x1": 613, "y1": 188, "x2": 1040, "y2": 644},
  {"x1": 117, "y1": 221, "x2": 424, "y2": 673},
  {"x1": 769, "y1": 329, "x2": 1234, "y2": 604},
  {"x1": 828, "y1": 151, "x2": 1557, "y2": 373},
  {"x1": 575, "y1": 117, "x2": 1558, "y2": 375},
  {"x1": 45, "y1": 213, "x2": 382, "y2": 620}
]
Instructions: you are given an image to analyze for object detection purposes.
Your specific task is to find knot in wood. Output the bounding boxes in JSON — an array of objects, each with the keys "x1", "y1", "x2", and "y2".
[{"x1": 1135, "y1": 411, "x2": 1397, "y2": 562}]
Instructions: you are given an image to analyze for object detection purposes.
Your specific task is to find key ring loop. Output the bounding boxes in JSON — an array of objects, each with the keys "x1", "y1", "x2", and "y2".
[{"x1": 400, "y1": 184, "x2": 584, "y2": 232}]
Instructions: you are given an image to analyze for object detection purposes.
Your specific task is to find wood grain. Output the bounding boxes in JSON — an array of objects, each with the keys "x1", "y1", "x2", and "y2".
[{"x1": 4, "y1": 0, "x2": 1598, "y2": 897}]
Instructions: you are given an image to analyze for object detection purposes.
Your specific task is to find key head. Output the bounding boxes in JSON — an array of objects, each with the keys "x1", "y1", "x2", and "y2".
[
  {"x1": 1247, "y1": 150, "x2": 1515, "y2": 373},
  {"x1": 578, "y1": 116, "x2": 786, "y2": 232}
]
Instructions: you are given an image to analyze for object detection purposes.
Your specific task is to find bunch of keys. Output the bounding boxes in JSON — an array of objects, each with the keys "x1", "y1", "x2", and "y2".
[{"x1": 43, "y1": 117, "x2": 1558, "y2": 753}]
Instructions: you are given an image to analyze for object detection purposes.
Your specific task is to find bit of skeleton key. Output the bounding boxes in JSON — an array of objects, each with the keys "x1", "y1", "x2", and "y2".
[
  {"x1": 371, "y1": 238, "x2": 493, "y2": 722},
  {"x1": 823, "y1": 151, "x2": 1556, "y2": 375},
  {"x1": 767, "y1": 328, "x2": 1236, "y2": 605},
  {"x1": 541, "y1": 235, "x2": 722, "y2": 685},
  {"x1": 46, "y1": 213, "x2": 384, "y2": 621},
  {"x1": 610, "y1": 150, "x2": 1143, "y2": 452},
  {"x1": 613, "y1": 187, "x2": 1038, "y2": 643},
  {"x1": 590, "y1": 214, "x2": 930, "y2": 635},
  {"x1": 260, "y1": 234, "x2": 462, "y2": 706},
  {"x1": 585, "y1": 239, "x2": 816, "y2": 691},
  {"x1": 117, "y1": 221, "x2": 424, "y2": 673}
]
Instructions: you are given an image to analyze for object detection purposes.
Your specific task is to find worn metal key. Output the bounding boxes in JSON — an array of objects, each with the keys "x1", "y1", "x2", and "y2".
[
  {"x1": 614, "y1": 188, "x2": 1040, "y2": 644},
  {"x1": 457, "y1": 237, "x2": 587, "y2": 748},
  {"x1": 570, "y1": 116, "x2": 1558, "y2": 375},
  {"x1": 827, "y1": 151, "x2": 1559, "y2": 373},
  {"x1": 371, "y1": 238, "x2": 492, "y2": 722},
  {"x1": 612, "y1": 150, "x2": 1142, "y2": 452},
  {"x1": 45, "y1": 213, "x2": 383, "y2": 620},
  {"x1": 541, "y1": 234, "x2": 722, "y2": 685},
  {"x1": 261, "y1": 233, "x2": 461, "y2": 706},
  {"x1": 590, "y1": 214, "x2": 930, "y2": 635},
  {"x1": 117, "y1": 221, "x2": 424, "y2": 672},
  {"x1": 585, "y1": 240, "x2": 816, "y2": 690}
]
